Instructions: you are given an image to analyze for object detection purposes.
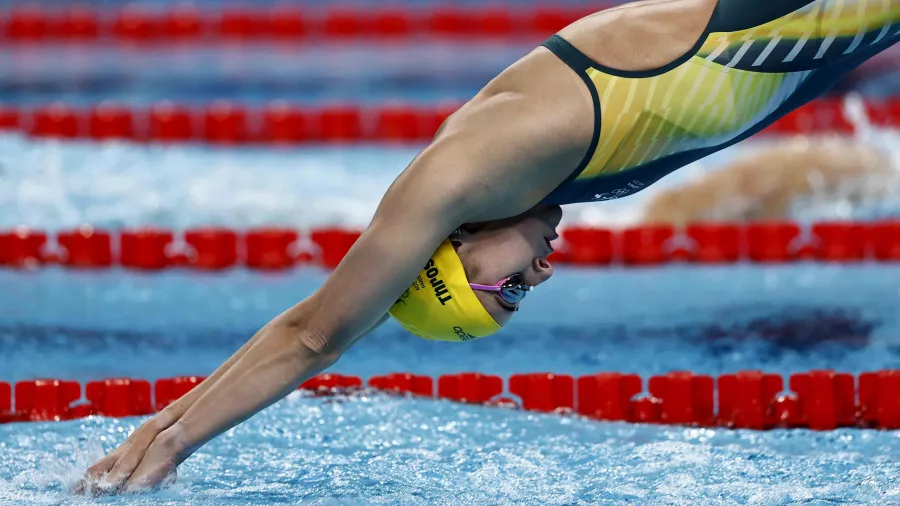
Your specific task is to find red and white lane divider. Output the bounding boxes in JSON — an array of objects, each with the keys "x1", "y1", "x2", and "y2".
[
  {"x1": 1, "y1": 221, "x2": 899, "y2": 270},
  {"x1": 3, "y1": 370, "x2": 900, "y2": 431},
  {"x1": 2, "y1": 4, "x2": 597, "y2": 42},
  {"x1": 0, "y1": 98, "x2": 896, "y2": 145},
  {"x1": 0, "y1": 101, "x2": 461, "y2": 144}
]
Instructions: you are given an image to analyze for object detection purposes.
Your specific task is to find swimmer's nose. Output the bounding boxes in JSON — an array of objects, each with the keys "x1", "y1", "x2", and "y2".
[{"x1": 530, "y1": 257, "x2": 554, "y2": 286}]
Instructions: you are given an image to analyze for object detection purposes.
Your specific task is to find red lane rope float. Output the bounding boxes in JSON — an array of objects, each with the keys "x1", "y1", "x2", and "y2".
[
  {"x1": 621, "y1": 225, "x2": 676, "y2": 266},
  {"x1": 0, "y1": 5, "x2": 602, "y2": 43},
  {"x1": 244, "y1": 228, "x2": 300, "y2": 270},
  {"x1": 438, "y1": 373, "x2": 504, "y2": 405},
  {"x1": 5, "y1": 102, "x2": 463, "y2": 144},
  {"x1": 870, "y1": 221, "x2": 900, "y2": 261},
  {"x1": 0, "y1": 227, "x2": 47, "y2": 268},
  {"x1": 549, "y1": 227, "x2": 614, "y2": 265},
  {"x1": 745, "y1": 222, "x2": 803, "y2": 263},
  {"x1": 5, "y1": 369, "x2": 900, "y2": 430},
  {"x1": 86, "y1": 378, "x2": 153, "y2": 418},
  {"x1": 1, "y1": 221, "x2": 899, "y2": 271},
  {"x1": 13, "y1": 379, "x2": 81, "y2": 422},
  {"x1": 155, "y1": 376, "x2": 206, "y2": 411},
  {"x1": 0, "y1": 105, "x2": 18, "y2": 129},
  {"x1": 90, "y1": 103, "x2": 135, "y2": 141},
  {"x1": 686, "y1": 223, "x2": 742, "y2": 263},
  {"x1": 510, "y1": 373, "x2": 574, "y2": 413},
  {"x1": 56, "y1": 226, "x2": 113, "y2": 268},
  {"x1": 368, "y1": 373, "x2": 434, "y2": 397},
  {"x1": 0, "y1": 98, "x2": 895, "y2": 144},
  {"x1": 148, "y1": 101, "x2": 195, "y2": 142},
  {"x1": 120, "y1": 228, "x2": 175, "y2": 270},
  {"x1": 184, "y1": 228, "x2": 239, "y2": 270}
]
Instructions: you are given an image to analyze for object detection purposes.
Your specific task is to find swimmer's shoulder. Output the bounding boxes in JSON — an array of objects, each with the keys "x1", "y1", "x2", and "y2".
[
  {"x1": 409, "y1": 48, "x2": 595, "y2": 218},
  {"x1": 556, "y1": 0, "x2": 718, "y2": 73}
]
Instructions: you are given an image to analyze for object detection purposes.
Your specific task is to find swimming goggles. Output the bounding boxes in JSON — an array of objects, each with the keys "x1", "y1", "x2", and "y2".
[{"x1": 469, "y1": 274, "x2": 533, "y2": 305}]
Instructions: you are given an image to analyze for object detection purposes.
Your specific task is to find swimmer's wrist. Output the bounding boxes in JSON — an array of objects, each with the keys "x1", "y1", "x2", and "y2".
[
  {"x1": 150, "y1": 409, "x2": 179, "y2": 432},
  {"x1": 159, "y1": 422, "x2": 193, "y2": 463}
]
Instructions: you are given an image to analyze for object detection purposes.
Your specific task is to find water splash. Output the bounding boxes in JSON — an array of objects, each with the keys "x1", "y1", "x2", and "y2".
[{"x1": 4, "y1": 397, "x2": 900, "y2": 506}]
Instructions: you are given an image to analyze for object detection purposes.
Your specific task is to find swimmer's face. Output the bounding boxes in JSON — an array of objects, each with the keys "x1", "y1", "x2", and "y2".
[{"x1": 453, "y1": 204, "x2": 562, "y2": 326}]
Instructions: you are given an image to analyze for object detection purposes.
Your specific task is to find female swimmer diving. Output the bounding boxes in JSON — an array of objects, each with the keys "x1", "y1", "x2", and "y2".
[{"x1": 79, "y1": 0, "x2": 898, "y2": 493}]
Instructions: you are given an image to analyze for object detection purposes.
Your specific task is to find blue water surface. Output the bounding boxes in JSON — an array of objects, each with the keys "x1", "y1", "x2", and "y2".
[
  {"x1": 2, "y1": 262, "x2": 900, "y2": 505},
  {"x1": 2, "y1": 265, "x2": 900, "y2": 381},
  {"x1": 4, "y1": 393, "x2": 900, "y2": 506}
]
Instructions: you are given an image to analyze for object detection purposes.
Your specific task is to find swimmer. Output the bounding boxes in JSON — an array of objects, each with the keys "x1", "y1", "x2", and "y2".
[{"x1": 79, "y1": 0, "x2": 897, "y2": 493}]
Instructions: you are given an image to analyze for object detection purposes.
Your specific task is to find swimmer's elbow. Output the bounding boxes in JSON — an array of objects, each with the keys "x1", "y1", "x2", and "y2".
[{"x1": 282, "y1": 320, "x2": 343, "y2": 366}]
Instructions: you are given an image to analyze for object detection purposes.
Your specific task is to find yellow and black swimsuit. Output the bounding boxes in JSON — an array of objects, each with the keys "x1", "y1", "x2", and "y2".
[{"x1": 540, "y1": 0, "x2": 899, "y2": 205}]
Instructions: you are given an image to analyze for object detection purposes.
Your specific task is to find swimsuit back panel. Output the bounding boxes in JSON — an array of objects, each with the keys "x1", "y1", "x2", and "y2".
[{"x1": 540, "y1": 0, "x2": 899, "y2": 205}]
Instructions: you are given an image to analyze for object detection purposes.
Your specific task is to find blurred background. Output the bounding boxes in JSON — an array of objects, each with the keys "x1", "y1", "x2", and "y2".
[{"x1": 0, "y1": 0, "x2": 897, "y2": 232}]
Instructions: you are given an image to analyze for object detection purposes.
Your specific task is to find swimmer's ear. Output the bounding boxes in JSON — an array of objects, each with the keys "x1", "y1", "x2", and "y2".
[
  {"x1": 455, "y1": 223, "x2": 487, "y2": 236},
  {"x1": 450, "y1": 227, "x2": 464, "y2": 250}
]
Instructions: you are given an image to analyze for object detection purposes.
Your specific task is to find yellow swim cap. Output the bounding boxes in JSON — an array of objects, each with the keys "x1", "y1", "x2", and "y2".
[{"x1": 389, "y1": 239, "x2": 501, "y2": 342}]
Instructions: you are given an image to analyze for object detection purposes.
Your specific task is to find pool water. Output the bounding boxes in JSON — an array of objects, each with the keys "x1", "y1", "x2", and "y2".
[
  {"x1": 6, "y1": 392, "x2": 900, "y2": 506},
  {"x1": 2, "y1": 261, "x2": 900, "y2": 505},
  {"x1": 1, "y1": 124, "x2": 900, "y2": 503},
  {"x1": 1, "y1": 66, "x2": 900, "y2": 506},
  {"x1": 2, "y1": 265, "x2": 900, "y2": 382}
]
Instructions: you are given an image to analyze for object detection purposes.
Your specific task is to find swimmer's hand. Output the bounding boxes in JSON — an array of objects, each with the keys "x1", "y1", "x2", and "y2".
[{"x1": 75, "y1": 415, "x2": 184, "y2": 495}]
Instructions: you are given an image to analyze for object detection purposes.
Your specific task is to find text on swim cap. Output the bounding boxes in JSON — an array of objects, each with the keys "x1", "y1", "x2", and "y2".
[
  {"x1": 453, "y1": 326, "x2": 477, "y2": 341},
  {"x1": 424, "y1": 259, "x2": 453, "y2": 306}
]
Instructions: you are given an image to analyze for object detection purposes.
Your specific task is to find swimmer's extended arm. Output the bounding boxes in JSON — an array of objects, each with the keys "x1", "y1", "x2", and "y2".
[
  {"x1": 120, "y1": 67, "x2": 593, "y2": 489},
  {"x1": 80, "y1": 312, "x2": 389, "y2": 493},
  {"x1": 159, "y1": 311, "x2": 387, "y2": 426},
  {"x1": 157, "y1": 152, "x2": 479, "y2": 465},
  {"x1": 153, "y1": 311, "x2": 389, "y2": 429}
]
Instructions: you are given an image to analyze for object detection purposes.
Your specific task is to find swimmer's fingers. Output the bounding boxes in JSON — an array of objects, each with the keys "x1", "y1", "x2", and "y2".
[
  {"x1": 74, "y1": 449, "x2": 123, "y2": 495},
  {"x1": 121, "y1": 439, "x2": 179, "y2": 494},
  {"x1": 90, "y1": 420, "x2": 168, "y2": 495},
  {"x1": 97, "y1": 443, "x2": 152, "y2": 495},
  {"x1": 76, "y1": 417, "x2": 171, "y2": 495},
  {"x1": 122, "y1": 463, "x2": 177, "y2": 494}
]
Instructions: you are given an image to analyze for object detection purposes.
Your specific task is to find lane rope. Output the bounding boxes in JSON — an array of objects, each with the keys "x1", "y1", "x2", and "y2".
[
  {"x1": 2, "y1": 221, "x2": 899, "y2": 270},
  {"x1": 0, "y1": 97, "x2": 895, "y2": 144},
  {"x1": 3, "y1": 370, "x2": 899, "y2": 431}
]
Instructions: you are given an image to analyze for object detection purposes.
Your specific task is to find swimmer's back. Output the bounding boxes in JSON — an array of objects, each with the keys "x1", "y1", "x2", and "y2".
[
  {"x1": 532, "y1": 0, "x2": 899, "y2": 205},
  {"x1": 430, "y1": 0, "x2": 897, "y2": 210},
  {"x1": 557, "y1": 0, "x2": 823, "y2": 72},
  {"x1": 558, "y1": 0, "x2": 721, "y2": 74}
]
